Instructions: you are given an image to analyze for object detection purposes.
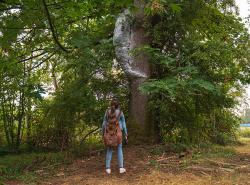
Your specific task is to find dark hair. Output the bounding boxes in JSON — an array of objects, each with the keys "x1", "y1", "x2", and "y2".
[{"x1": 110, "y1": 99, "x2": 119, "y2": 113}]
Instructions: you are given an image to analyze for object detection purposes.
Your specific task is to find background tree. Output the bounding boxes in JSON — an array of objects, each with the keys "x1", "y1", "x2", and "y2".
[
  {"x1": 242, "y1": 108, "x2": 250, "y2": 123},
  {"x1": 0, "y1": 0, "x2": 249, "y2": 151}
]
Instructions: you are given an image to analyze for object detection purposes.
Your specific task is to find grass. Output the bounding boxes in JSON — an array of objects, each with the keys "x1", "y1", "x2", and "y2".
[
  {"x1": 0, "y1": 151, "x2": 71, "y2": 184},
  {"x1": 238, "y1": 127, "x2": 250, "y2": 138},
  {"x1": 70, "y1": 134, "x2": 104, "y2": 157},
  {"x1": 46, "y1": 137, "x2": 250, "y2": 185},
  {"x1": 0, "y1": 136, "x2": 249, "y2": 185},
  {"x1": 178, "y1": 144, "x2": 237, "y2": 168},
  {"x1": 0, "y1": 134, "x2": 104, "y2": 185},
  {"x1": 150, "y1": 143, "x2": 190, "y2": 155},
  {"x1": 192, "y1": 144, "x2": 236, "y2": 159},
  {"x1": 147, "y1": 142, "x2": 238, "y2": 170},
  {"x1": 150, "y1": 142, "x2": 236, "y2": 159}
]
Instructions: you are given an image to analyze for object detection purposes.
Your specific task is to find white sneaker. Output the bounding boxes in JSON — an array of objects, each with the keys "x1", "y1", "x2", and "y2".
[
  {"x1": 119, "y1": 168, "x2": 126, "y2": 174},
  {"x1": 106, "y1": 168, "x2": 111, "y2": 174}
]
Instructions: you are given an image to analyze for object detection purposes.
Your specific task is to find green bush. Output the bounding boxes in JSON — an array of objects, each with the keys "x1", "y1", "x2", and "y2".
[
  {"x1": 69, "y1": 133, "x2": 104, "y2": 157},
  {"x1": 239, "y1": 128, "x2": 250, "y2": 138},
  {"x1": 139, "y1": 0, "x2": 247, "y2": 146},
  {"x1": 150, "y1": 143, "x2": 191, "y2": 155},
  {"x1": 0, "y1": 152, "x2": 71, "y2": 183}
]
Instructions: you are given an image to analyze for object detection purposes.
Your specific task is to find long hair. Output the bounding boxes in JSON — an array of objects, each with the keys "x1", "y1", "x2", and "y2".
[{"x1": 110, "y1": 99, "x2": 119, "y2": 114}]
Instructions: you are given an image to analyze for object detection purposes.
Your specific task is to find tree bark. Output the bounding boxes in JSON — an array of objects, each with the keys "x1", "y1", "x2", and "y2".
[
  {"x1": 113, "y1": 0, "x2": 152, "y2": 142},
  {"x1": 16, "y1": 87, "x2": 25, "y2": 149},
  {"x1": 51, "y1": 61, "x2": 58, "y2": 91},
  {"x1": 129, "y1": 0, "x2": 150, "y2": 128},
  {"x1": 26, "y1": 60, "x2": 32, "y2": 148}
]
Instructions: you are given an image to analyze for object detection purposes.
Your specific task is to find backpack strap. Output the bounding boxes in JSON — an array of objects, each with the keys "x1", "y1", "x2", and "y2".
[
  {"x1": 105, "y1": 109, "x2": 109, "y2": 121},
  {"x1": 117, "y1": 110, "x2": 122, "y2": 121},
  {"x1": 104, "y1": 109, "x2": 109, "y2": 132},
  {"x1": 106, "y1": 109, "x2": 122, "y2": 123}
]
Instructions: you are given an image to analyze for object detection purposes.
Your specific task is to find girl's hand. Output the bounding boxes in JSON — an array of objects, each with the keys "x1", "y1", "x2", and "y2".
[{"x1": 125, "y1": 135, "x2": 128, "y2": 143}]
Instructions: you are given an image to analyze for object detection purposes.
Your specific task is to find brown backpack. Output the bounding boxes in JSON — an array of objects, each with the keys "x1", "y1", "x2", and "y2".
[{"x1": 103, "y1": 109, "x2": 122, "y2": 147}]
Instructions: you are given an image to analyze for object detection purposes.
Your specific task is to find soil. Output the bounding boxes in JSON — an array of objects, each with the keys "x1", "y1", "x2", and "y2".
[
  {"x1": 41, "y1": 142, "x2": 250, "y2": 185},
  {"x1": 4, "y1": 139, "x2": 250, "y2": 185}
]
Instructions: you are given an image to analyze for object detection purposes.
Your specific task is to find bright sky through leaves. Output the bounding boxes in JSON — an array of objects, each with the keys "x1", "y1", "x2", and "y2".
[{"x1": 236, "y1": 0, "x2": 250, "y2": 111}]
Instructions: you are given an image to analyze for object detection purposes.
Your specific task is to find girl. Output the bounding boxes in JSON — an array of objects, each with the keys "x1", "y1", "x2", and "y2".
[{"x1": 102, "y1": 100, "x2": 128, "y2": 174}]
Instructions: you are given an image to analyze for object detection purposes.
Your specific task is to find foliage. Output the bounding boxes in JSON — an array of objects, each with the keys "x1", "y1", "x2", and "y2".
[
  {"x1": 0, "y1": 0, "x2": 130, "y2": 150},
  {"x1": 0, "y1": 58, "x2": 44, "y2": 150},
  {"x1": 140, "y1": 0, "x2": 250, "y2": 144},
  {"x1": 0, "y1": 0, "x2": 249, "y2": 151},
  {"x1": 238, "y1": 128, "x2": 250, "y2": 138},
  {"x1": 0, "y1": 151, "x2": 71, "y2": 184},
  {"x1": 241, "y1": 108, "x2": 250, "y2": 123}
]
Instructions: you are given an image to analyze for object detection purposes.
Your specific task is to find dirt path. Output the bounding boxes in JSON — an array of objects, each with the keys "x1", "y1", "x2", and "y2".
[{"x1": 34, "y1": 138, "x2": 250, "y2": 185}]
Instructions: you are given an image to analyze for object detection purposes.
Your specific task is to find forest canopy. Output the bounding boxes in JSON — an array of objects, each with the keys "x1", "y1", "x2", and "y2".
[{"x1": 0, "y1": 0, "x2": 249, "y2": 151}]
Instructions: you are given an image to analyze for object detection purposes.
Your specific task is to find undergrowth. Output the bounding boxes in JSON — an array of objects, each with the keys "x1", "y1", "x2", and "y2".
[{"x1": 238, "y1": 128, "x2": 250, "y2": 138}]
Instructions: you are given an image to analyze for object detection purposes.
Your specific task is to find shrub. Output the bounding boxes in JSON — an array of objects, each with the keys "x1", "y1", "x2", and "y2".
[{"x1": 239, "y1": 128, "x2": 250, "y2": 138}]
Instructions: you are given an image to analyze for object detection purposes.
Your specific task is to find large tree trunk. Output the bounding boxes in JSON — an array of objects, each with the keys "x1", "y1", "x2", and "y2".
[
  {"x1": 26, "y1": 60, "x2": 32, "y2": 149},
  {"x1": 130, "y1": 0, "x2": 150, "y2": 127},
  {"x1": 51, "y1": 61, "x2": 58, "y2": 91},
  {"x1": 113, "y1": 1, "x2": 153, "y2": 142}
]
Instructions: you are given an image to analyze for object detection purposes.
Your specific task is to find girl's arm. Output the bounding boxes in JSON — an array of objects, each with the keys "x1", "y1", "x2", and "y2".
[
  {"x1": 120, "y1": 112, "x2": 128, "y2": 136},
  {"x1": 102, "y1": 110, "x2": 108, "y2": 135}
]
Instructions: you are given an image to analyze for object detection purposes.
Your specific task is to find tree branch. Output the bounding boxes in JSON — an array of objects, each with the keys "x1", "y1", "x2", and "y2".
[
  {"x1": 0, "y1": 26, "x2": 48, "y2": 30},
  {"x1": 19, "y1": 51, "x2": 48, "y2": 63},
  {"x1": 42, "y1": 0, "x2": 68, "y2": 52},
  {"x1": 27, "y1": 53, "x2": 55, "y2": 72},
  {"x1": 80, "y1": 128, "x2": 100, "y2": 144},
  {"x1": 17, "y1": 48, "x2": 52, "y2": 59},
  {"x1": 46, "y1": 0, "x2": 71, "y2": 7},
  {"x1": 0, "y1": 5, "x2": 22, "y2": 12},
  {"x1": 0, "y1": 1, "x2": 69, "y2": 12}
]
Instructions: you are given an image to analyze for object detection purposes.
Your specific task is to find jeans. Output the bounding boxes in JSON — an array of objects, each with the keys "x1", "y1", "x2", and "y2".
[{"x1": 105, "y1": 143, "x2": 123, "y2": 169}]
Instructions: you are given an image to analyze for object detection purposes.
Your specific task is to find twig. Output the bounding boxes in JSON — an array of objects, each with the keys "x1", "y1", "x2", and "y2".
[
  {"x1": 186, "y1": 166, "x2": 215, "y2": 172},
  {"x1": 24, "y1": 156, "x2": 47, "y2": 171},
  {"x1": 17, "y1": 48, "x2": 53, "y2": 59},
  {"x1": 46, "y1": 0, "x2": 71, "y2": 7},
  {"x1": 0, "y1": 1, "x2": 69, "y2": 12},
  {"x1": 156, "y1": 156, "x2": 176, "y2": 162},
  {"x1": 80, "y1": 128, "x2": 100, "y2": 144},
  {"x1": 0, "y1": 5, "x2": 22, "y2": 12},
  {"x1": 0, "y1": 26, "x2": 47, "y2": 30},
  {"x1": 27, "y1": 53, "x2": 55, "y2": 71},
  {"x1": 219, "y1": 167, "x2": 234, "y2": 172},
  {"x1": 19, "y1": 51, "x2": 48, "y2": 63},
  {"x1": 41, "y1": 163, "x2": 62, "y2": 169},
  {"x1": 206, "y1": 159, "x2": 238, "y2": 167},
  {"x1": 88, "y1": 149, "x2": 105, "y2": 156},
  {"x1": 42, "y1": 0, "x2": 68, "y2": 52}
]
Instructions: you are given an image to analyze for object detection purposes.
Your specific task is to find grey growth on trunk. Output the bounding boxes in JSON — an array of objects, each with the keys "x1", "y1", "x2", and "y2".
[
  {"x1": 113, "y1": 9, "x2": 148, "y2": 79},
  {"x1": 113, "y1": 7, "x2": 152, "y2": 139}
]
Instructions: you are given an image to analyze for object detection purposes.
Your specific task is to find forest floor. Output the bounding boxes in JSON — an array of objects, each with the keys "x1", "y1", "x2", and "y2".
[{"x1": 3, "y1": 138, "x2": 250, "y2": 185}]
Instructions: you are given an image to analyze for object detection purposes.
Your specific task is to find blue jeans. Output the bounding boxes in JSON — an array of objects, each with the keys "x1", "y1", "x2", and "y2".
[{"x1": 105, "y1": 143, "x2": 123, "y2": 169}]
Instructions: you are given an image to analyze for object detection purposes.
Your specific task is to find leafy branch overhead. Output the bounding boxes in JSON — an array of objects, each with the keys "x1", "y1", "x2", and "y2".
[{"x1": 41, "y1": 0, "x2": 68, "y2": 52}]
